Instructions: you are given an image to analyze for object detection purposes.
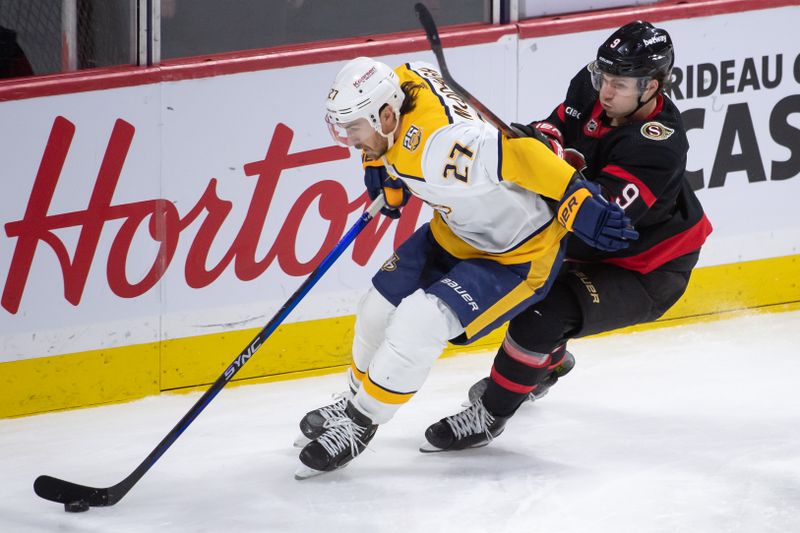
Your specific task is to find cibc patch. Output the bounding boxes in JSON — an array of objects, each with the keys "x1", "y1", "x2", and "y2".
[
  {"x1": 640, "y1": 121, "x2": 675, "y2": 141},
  {"x1": 403, "y1": 125, "x2": 422, "y2": 151}
]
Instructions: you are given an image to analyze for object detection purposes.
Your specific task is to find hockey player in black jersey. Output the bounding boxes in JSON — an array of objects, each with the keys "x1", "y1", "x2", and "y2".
[{"x1": 423, "y1": 20, "x2": 714, "y2": 452}]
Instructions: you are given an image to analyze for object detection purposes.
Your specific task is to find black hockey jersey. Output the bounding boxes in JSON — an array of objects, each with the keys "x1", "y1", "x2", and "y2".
[{"x1": 539, "y1": 65, "x2": 712, "y2": 274}]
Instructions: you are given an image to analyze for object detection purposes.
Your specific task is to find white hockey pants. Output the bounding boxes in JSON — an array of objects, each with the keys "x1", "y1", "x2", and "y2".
[{"x1": 349, "y1": 287, "x2": 463, "y2": 424}]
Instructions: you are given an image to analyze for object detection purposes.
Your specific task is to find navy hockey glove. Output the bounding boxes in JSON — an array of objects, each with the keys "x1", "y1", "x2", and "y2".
[
  {"x1": 558, "y1": 179, "x2": 639, "y2": 251},
  {"x1": 511, "y1": 121, "x2": 564, "y2": 159},
  {"x1": 364, "y1": 165, "x2": 410, "y2": 219}
]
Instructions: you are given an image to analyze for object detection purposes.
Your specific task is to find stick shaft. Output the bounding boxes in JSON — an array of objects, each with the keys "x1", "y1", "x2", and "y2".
[
  {"x1": 414, "y1": 2, "x2": 518, "y2": 138},
  {"x1": 34, "y1": 195, "x2": 386, "y2": 507}
]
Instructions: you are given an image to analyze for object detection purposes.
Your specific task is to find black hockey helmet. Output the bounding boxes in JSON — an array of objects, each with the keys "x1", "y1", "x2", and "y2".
[{"x1": 595, "y1": 21, "x2": 674, "y2": 83}]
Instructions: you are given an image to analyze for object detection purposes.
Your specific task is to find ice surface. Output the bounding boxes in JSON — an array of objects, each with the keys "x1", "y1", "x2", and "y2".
[{"x1": 1, "y1": 310, "x2": 799, "y2": 532}]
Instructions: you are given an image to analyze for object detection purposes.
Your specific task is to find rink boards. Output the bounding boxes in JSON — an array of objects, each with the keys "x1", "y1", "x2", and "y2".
[{"x1": 1, "y1": 0, "x2": 799, "y2": 417}]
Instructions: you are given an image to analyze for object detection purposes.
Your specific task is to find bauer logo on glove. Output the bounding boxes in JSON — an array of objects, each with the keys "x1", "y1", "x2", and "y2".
[{"x1": 558, "y1": 178, "x2": 639, "y2": 252}]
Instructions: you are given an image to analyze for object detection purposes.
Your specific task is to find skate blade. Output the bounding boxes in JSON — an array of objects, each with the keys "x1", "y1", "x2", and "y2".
[
  {"x1": 294, "y1": 462, "x2": 350, "y2": 480},
  {"x1": 293, "y1": 434, "x2": 311, "y2": 448},
  {"x1": 530, "y1": 389, "x2": 547, "y2": 401},
  {"x1": 294, "y1": 463, "x2": 327, "y2": 480},
  {"x1": 419, "y1": 435, "x2": 497, "y2": 453},
  {"x1": 419, "y1": 440, "x2": 446, "y2": 453}
]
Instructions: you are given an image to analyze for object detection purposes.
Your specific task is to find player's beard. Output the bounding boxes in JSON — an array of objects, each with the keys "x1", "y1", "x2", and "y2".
[{"x1": 358, "y1": 135, "x2": 389, "y2": 161}]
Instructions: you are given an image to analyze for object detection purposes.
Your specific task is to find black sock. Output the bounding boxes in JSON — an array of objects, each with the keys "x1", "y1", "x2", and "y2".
[{"x1": 482, "y1": 379, "x2": 529, "y2": 417}]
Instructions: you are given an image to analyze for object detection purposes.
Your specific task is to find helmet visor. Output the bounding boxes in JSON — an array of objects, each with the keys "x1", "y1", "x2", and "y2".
[
  {"x1": 325, "y1": 115, "x2": 376, "y2": 148},
  {"x1": 590, "y1": 60, "x2": 650, "y2": 96}
]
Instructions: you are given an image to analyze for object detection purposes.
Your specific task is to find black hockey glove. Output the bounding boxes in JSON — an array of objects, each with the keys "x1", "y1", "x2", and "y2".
[
  {"x1": 511, "y1": 121, "x2": 564, "y2": 158},
  {"x1": 558, "y1": 178, "x2": 639, "y2": 252},
  {"x1": 364, "y1": 165, "x2": 410, "y2": 219}
]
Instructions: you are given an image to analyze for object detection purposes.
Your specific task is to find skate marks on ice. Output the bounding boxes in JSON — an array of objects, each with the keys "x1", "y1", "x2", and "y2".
[{"x1": 0, "y1": 311, "x2": 798, "y2": 532}]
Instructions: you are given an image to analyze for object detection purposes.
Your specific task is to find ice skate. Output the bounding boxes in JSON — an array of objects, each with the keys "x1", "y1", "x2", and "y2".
[
  {"x1": 465, "y1": 350, "x2": 575, "y2": 406},
  {"x1": 420, "y1": 398, "x2": 510, "y2": 452},
  {"x1": 293, "y1": 390, "x2": 353, "y2": 448},
  {"x1": 295, "y1": 402, "x2": 377, "y2": 479}
]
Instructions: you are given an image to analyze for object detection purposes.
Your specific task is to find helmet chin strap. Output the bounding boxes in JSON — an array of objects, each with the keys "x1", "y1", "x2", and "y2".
[
  {"x1": 624, "y1": 81, "x2": 659, "y2": 119},
  {"x1": 624, "y1": 95, "x2": 654, "y2": 119},
  {"x1": 377, "y1": 107, "x2": 402, "y2": 150},
  {"x1": 380, "y1": 130, "x2": 396, "y2": 150}
]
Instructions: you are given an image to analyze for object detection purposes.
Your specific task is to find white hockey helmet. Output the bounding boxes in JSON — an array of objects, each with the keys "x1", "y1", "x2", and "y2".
[{"x1": 325, "y1": 57, "x2": 405, "y2": 148}]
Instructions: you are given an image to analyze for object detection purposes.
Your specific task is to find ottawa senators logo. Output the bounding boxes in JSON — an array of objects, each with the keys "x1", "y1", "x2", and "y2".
[
  {"x1": 403, "y1": 125, "x2": 421, "y2": 151},
  {"x1": 640, "y1": 121, "x2": 675, "y2": 141}
]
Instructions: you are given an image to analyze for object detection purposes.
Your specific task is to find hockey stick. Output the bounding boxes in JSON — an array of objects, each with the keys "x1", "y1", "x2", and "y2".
[
  {"x1": 414, "y1": 2, "x2": 518, "y2": 139},
  {"x1": 34, "y1": 195, "x2": 386, "y2": 511}
]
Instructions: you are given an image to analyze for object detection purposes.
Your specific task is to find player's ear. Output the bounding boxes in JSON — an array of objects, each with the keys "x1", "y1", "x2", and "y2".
[
  {"x1": 645, "y1": 78, "x2": 660, "y2": 99},
  {"x1": 379, "y1": 104, "x2": 397, "y2": 131}
]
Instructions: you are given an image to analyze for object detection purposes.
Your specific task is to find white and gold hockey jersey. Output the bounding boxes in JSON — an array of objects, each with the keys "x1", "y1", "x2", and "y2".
[{"x1": 379, "y1": 62, "x2": 577, "y2": 266}]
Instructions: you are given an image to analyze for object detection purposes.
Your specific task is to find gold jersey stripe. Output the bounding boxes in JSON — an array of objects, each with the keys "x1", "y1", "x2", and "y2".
[
  {"x1": 430, "y1": 215, "x2": 567, "y2": 265},
  {"x1": 500, "y1": 135, "x2": 575, "y2": 200},
  {"x1": 362, "y1": 372, "x2": 416, "y2": 405},
  {"x1": 381, "y1": 65, "x2": 455, "y2": 181},
  {"x1": 463, "y1": 239, "x2": 563, "y2": 338}
]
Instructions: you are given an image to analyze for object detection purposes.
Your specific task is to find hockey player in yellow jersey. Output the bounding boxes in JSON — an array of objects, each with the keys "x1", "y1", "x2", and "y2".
[{"x1": 294, "y1": 57, "x2": 637, "y2": 479}]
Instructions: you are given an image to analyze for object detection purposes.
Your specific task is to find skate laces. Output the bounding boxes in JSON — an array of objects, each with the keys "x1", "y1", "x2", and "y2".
[
  {"x1": 318, "y1": 415, "x2": 371, "y2": 458},
  {"x1": 445, "y1": 399, "x2": 495, "y2": 441},
  {"x1": 317, "y1": 391, "x2": 351, "y2": 420}
]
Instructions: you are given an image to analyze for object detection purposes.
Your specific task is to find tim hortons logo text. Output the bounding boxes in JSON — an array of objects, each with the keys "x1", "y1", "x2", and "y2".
[{"x1": 1, "y1": 117, "x2": 424, "y2": 314}]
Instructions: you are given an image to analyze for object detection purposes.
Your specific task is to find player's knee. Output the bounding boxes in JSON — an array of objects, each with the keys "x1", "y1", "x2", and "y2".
[
  {"x1": 357, "y1": 287, "x2": 395, "y2": 325},
  {"x1": 384, "y1": 289, "x2": 462, "y2": 365},
  {"x1": 506, "y1": 302, "x2": 569, "y2": 354},
  {"x1": 355, "y1": 288, "x2": 395, "y2": 342}
]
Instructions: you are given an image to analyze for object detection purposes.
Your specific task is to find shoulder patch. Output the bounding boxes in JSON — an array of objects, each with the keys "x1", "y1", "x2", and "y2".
[
  {"x1": 640, "y1": 121, "x2": 674, "y2": 141},
  {"x1": 403, "y1": 125, "x2": 422, "y2": 151}
]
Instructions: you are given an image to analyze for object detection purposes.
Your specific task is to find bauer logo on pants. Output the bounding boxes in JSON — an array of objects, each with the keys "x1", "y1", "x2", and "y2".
[{"x1": 440, "y1": 278, "x2": 480, "y2": 311}]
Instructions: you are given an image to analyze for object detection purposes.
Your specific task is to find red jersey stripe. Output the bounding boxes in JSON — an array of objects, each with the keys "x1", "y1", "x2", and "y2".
[
  {"x1": 556, "y1": 103, "x2": 566, "y2": 122},
  {"x1": 603, "y1": 214, "x2": 713, "y2": 274},
  {"x1": 603, "y1": 164, "x2": 658, "y2": 207}
]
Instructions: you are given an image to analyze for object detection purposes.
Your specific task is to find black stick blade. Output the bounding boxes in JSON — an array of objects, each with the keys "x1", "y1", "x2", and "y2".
[
  {"x1": 34, "y1": 475, "x2": 111, "y2": 506},
  {"x1": 415, "y1": 3, "x2": 441, "y2": 48},
  {"x1": 413, "y1": 2, "x2": 516, "y2": 138},
  {"x1": 414, "y1": 4, "x2": 449, "y2": 72}
]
